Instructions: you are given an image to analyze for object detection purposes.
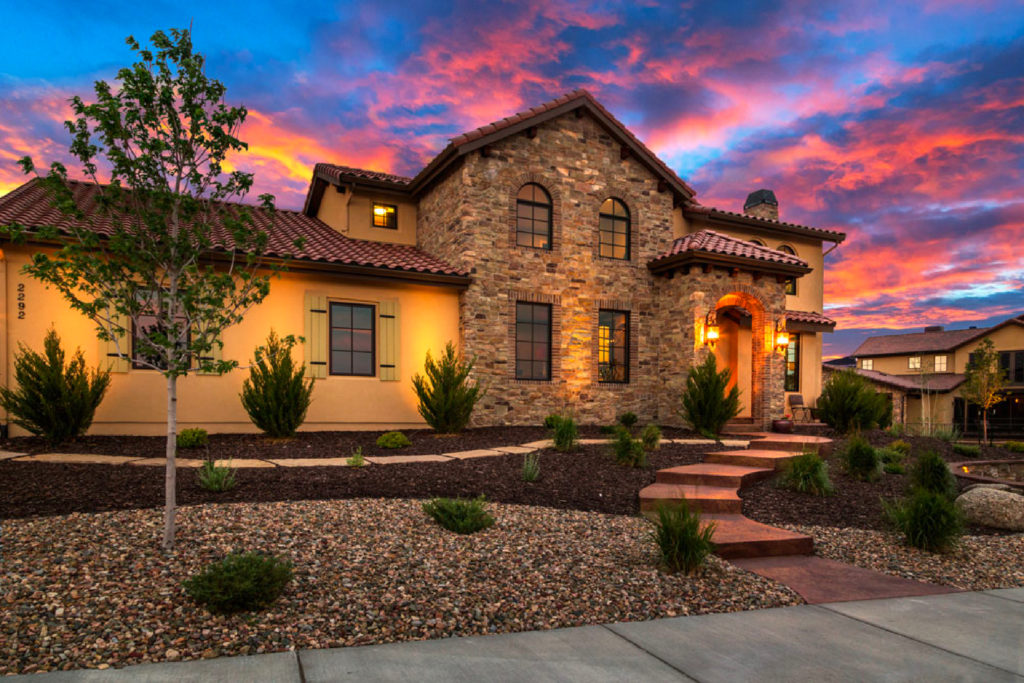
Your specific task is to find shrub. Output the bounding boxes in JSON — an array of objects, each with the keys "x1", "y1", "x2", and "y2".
[
  {"x1": 422, "y1": 496, "x2": 495, "y2": 534},
  {"x1": 779, "y1": 451, "x2": 833, "y2": 496},
  {"x1": 884, "y1": 461, "x2": 906, "y2": 475},
  {"x1": 841, "y1": 435, "x2": 880, "y2": 481},
  {"x1": 617, "y1": 411, "x2": 639, "y2": 429},
  {"x1": 648, "y1": 502, "x2": 715, "y2": 574},
  {"x1": 196, "y1": 459, "x2": 237, "y2": 492},
  {"x1": 817, "y1": 370, "x2": 890, "y2": 434},
  {"x1": 679, "y1": 353, "x2": 741, "y2": 438},
  {"x1": 885, "y1": 423, "x2": 907, "y2": 438},
  {"x1": 910, "y1": 450, "x2": 957, "y2": 498},
  {"x1": 521, "y1": 452, "x2": 541, "y2": 482},
  {"x1": 952, "y1": 444, "x2": 980, "y2": 458},
  {"x1": 544, "y1": 414, "x2": 563, "y2": 429},
  {"x1": 877, "y1": 447, "x2": 904, "y2": 465},
  {"x1": 612, "y1": 428, "x2": 647, "y2": 467},
  {"x1": 599, "y1": 424, "x2": 618, "y2": 435},
  {"x1": 1005, "y1": 441, "x2": 1024, "y2": 454},
  {"x1": 884, "y1": 490, "x2": 963, "y2": 552},
  {"x1": 346, "y1": 447, "x2": 366, "y2": 467},
  {"x1": 412, "y1": 342, "x2": 483, "y2": 434},
  {"x1": 376, "y1": 431, "x2": 412, "y2": 449},
  {"x1": 641, "y1": 424, "x2": 662, "y2": 452},
  {"x1": 0, "y1": 330, "x2": 110, "y2": 444},
  {"x1": 177, "y1": 428, "x2": 209, "y2": 449},
  {"x1": 183, "y1": 552, "x2": 293, "y2": 614},
  {"x1": 240, "y1": 331, "x2": 314, "y2": 438},
  {"x1": 889, "y1": 440, "x2": 912, "y2": 457},
  {"x1": 930, "y1": 426, "x2": 961, "y2": 443},
  {"x1": 551, "y1": 415, "x2": 579, "y2": 452}
]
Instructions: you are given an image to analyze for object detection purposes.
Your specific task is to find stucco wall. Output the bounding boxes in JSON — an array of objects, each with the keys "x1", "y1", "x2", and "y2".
[{"x1": 316, "y1": 186, "x2": 418, "y2": 246}]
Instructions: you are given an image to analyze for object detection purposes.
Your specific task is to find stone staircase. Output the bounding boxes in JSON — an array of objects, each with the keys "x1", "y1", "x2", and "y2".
[{"x1": 639, "y1": 433, "x2": 833, "y2": 559}]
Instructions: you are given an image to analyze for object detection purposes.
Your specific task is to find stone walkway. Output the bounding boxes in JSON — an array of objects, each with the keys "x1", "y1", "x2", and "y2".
[{"x1": 0, "y1": 437, "x2": 752, "y2": 468}]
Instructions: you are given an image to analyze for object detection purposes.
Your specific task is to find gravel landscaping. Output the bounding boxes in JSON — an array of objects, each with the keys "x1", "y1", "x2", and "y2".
[
  {"x1": 795, "y1": 525, "x2": 1024, "y2": 591},
  {"x1": 0, "y1": 443, "x2": 709, "y2": 520},
  {"x1": 0, "y1": 499, "x2": 802, "y2": 675}
]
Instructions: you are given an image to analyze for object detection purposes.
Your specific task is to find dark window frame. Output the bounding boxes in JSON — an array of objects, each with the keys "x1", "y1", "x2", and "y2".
[
  {"x1": 598, "y1": 309, "x2": 630, "y2": 383},
  {"x1": 372, "y1": 202, "x2": 398, "y2": 229},
  {"x1": 776, "y1": 244, "x2": 797, "y2": 295},
  {"x1": 515, "y1": 302, "x2": 552, "y2": 381},
  {"x1": 598, "y1": 198, "x2": 631, "y2": 261},
  {"x1": 785, "y1": 332, "x2": 801, "y2": 392},
  {"x1": 515, "y1": 184, "x2": 553, "y2": 250},
  {"x1": 329, "y1": 302, "x2": 376, "y2": 377}
]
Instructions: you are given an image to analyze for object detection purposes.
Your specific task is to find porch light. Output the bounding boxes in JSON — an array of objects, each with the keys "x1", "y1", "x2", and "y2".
[
  {"x1": 774, "y1": 318, "x2": 790, "y2": 352},
  {"x1": 704, "y1": 311, "x2": 720, "y2": 347}
]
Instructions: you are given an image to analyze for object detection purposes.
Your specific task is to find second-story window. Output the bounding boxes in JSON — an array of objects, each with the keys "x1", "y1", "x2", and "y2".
[
  {"x1": 908, "y1": 356, "x2": 922, "y2": 370},
  {"x1": 372, "y1": 202, "x2": 397, "y2": 229},
  {"x1": 599, "y1": 198, "x2": 630, "y2": 260},
  {"x1": 777, "y1": 245, "x2": 797, "y2": 295},
  {"x1": 516, "y1": 184, "x2": 552, "y2": 249},
  {"x1": 934, "y1": 355, "x2": 948, "y2": 372}
]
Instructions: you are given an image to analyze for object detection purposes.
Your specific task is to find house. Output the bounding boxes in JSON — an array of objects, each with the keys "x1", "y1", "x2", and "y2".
[
  {"x1": 830, "y1": 314, "x2": 1024, "y2": 435},
  {"x1": 0, "y1": 90, "x2": 845, "y2": 435}
]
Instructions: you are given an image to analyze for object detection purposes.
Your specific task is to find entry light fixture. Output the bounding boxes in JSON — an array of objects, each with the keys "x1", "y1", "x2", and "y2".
[
  {"x1": 774, "y1": 318, "x2": 790, "y2": 353},
  {"x1": 704, "y1": 310, "x2": 720, "y2": 348}
]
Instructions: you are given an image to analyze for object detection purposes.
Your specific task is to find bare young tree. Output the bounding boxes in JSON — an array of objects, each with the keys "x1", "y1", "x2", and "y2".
[
  {"x1": 961, "y1": 338, "x2": 1007, "y2": 444},
  {"x1": 4, "y1": 28, "x2": 295, "y2": 550}
]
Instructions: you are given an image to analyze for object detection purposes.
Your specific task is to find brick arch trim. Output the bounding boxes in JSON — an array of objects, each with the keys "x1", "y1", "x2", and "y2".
[{"x1": 507, "y1": 172, "x2": 564, "y2": 251}]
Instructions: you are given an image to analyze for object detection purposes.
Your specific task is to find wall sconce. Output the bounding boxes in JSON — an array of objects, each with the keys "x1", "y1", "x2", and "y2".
[
  {"x1": 774, "y1": 318, "x2": 790, "y2": 353},
  {"x1": 704, "y1": 310, "x2": 720, "y2": 348}
]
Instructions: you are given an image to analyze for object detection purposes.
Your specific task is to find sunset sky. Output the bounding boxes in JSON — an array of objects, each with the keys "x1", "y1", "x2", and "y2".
[{"x1": 1, "y1": 1, "x2": 1022, "y2": 357}]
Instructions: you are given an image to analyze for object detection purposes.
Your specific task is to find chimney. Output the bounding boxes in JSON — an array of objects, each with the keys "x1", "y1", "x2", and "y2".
[
  {"x1": 743, "y1": 189, "x2": 779, "y2": 221},
  {"x1": 924, "y1": 325, "x2": 944, "y2": 332}
]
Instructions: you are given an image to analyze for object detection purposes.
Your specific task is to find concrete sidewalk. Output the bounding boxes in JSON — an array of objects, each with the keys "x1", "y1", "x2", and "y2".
[{"x1": 13, "y1": 589, "x2": 1023, "y2": 682}]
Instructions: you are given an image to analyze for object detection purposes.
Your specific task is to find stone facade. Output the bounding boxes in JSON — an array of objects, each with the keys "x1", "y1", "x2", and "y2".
[{"x1": 417, "y1": 111, "x2": 789, "y2": 428}]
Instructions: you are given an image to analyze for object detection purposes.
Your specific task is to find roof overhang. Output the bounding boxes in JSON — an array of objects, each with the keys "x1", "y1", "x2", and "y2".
[
  {"x1": 684, "y1": 204, "x2": 846, "y2": 244},
  {"x1": 648, "y1": 250, "x2": 812, "y2": 278}
]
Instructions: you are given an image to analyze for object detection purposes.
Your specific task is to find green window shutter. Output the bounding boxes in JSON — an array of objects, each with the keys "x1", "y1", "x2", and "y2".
[
  {"x1": 196, "y1": 329, "x2": 223, "y2": 376},
  {"x1": 100, "y1": 310, "x2": 131, "y2": 373},
  {"x1": 304, "y1": 291, "x2": 328, "y2": 379},
  {"x1": 378, "y1": 299, "x2": 400, "y2": 381}
]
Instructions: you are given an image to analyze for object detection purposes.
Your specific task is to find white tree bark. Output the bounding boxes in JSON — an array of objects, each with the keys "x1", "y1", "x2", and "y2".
[{"x1": 162, "y1": 373, "x2": 178, "y2": 551}]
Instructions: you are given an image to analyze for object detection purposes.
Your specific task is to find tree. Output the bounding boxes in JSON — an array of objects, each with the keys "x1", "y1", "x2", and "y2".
[
  {"x1": 960, "y1": 338, "x2": 1007, "y2": 444},
  {"x1": 2, "y1": 29, "x2": 293, "y2": 550},
  {"x1": 679, "y1": 352, "x2": 741, "y2": 439}
]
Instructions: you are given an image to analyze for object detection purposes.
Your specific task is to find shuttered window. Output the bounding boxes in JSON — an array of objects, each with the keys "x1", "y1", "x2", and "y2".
[
  {"x1": 378, "y1": 300, "x2": 400, "y2": 381},
  {"x1": 304, "y1": 292, "x2": 328, "y2": 379},
  {"x1": 330, "y1": 302, "x2": 375, "y2": 376}
]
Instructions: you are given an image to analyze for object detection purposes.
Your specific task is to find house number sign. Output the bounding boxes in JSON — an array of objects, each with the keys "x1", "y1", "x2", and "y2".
[{"x1": 17, "y1": 282, "x2": 26, "y2": 319}]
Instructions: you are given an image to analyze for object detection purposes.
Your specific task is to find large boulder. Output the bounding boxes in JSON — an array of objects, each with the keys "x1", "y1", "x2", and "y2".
[{"x1": 955, "y1": 487, "x2": 1024, "y2": 531}]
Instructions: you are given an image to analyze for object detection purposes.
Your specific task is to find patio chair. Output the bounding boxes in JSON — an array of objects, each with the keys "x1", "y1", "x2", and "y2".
[{"x1": 788, "y1": 394, "x2": 812, "y2": 422}]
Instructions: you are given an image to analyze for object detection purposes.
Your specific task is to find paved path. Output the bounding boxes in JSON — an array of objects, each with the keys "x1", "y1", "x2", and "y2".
[{"x1": 10, "y1": 589, "x2": 1023, "y2": 681}]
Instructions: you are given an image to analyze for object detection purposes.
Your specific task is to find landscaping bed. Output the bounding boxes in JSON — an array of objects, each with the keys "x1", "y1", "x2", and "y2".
[
  {"x1": 1, "y1": 425, "x2": 698, "y2": 459},
  {"x1": 0, "y1": 443, "x2": 708, "y2": 519},
  {"x1": 0, "y1": 499, "x2": 802, "y2": 675}
]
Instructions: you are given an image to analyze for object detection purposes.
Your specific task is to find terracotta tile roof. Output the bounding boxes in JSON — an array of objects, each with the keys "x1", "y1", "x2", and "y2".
[
  {"x1": 0, "y1": 179, "x2": 466, "y2": 279},
  {"x1": 786, "y1": 310, "x2": 836, "y2": 328},
  {"x1": 313, "y1": 163, "x2": 413, "y2": 186},
  {"x1": 840, "y1": 367, "x2": 967, "y2": 394},
  {"x1": 652, "y1": 230, "x2": 809, "y2": 268},
  {"x1": 683, "y1": 203, "x2": 846, "y2": 242}
]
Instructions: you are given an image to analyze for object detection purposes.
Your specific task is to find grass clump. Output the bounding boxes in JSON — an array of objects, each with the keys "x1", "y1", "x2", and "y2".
[
  {"x1": 885, "y1": 423, "x2": 907, "y2": 437},
  {"x1": 779, "y1": 451, "x2": 833, "y2": 496},
  {"x1": 612, "y1": 428, "x2": 647, "y2": 467},
  {"x1": 841, "y1": 434, "x2": 880, "y2": 481},
  {"x1": 183, "y1": 552, "x2": 293, "y2": 614},
  {"x1": 910, "y1": 450, "x2": 957, "y2": 498},
  {"x1": 196, "y1": 459, "x2": 237, "y2": 492},
  {"x1": 241, "y1": 331, "x2": 314, "y2": 438},
  {"x1": 679, "y1": 353, "x2": 740, "y2": 439},
  {"x1": 884, "y1": 461, "x2": 906, "y2": 475},
  {"x1": 376, "y1": 431, "x2": 412, "y2": 449},
  {"x1": 641, "y1": 423, "x2": 662, "y2": 452},
  {"x1": 889, "y1": 440, "x2": 912, "y2": 457},
  {"x1": 617, "y1": 411, "x2": 639, "y2": 429},
  {"x1": 177, "y1": 428, "x2": 209, "y2": 449},
  {"x1": 649, "y1": 502, "x2": 715, "y2": 574},
  {"x1": 952, "y1": 443, "x2": 980, "y2": 458},
  {"x1": 422, "y1": 496, "x2": 495, "y2": 534},
  {"x1": 521, "y1": 452, "x2": 541, "y2": 482},
  {"x1": 548, "y1": 414, "x2": 579, "y2": 452},
  {"x1": 1004, "y1": 441, "x2": 1024, "y2": 454},
  {"x1": 884, "y1": 489, "x2": 963, "y2": 552},
  {"x1": 412, "y1": 342, "x2": 483, "y2": 434},
  {"x1": 929, "y1": 426, "x2": 961, "y2": 443},
  {"x1": 346, "y1": 447, "x2": 366, "y2": 467}
]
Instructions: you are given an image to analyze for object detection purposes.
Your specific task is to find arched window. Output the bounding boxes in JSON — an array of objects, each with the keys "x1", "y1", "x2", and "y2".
[
  {"x1": 777, "y1": 245, "x2": 797, "y2": 295},
  {"x1": 516, "y1": 184, "x2": 552, "y2": 249},
  {"x1": 599, "y1": 198, "x2": 630, "y2": 260},
  {"x1": 749, "y1": 238, "x2": 766, "y2": 247}
]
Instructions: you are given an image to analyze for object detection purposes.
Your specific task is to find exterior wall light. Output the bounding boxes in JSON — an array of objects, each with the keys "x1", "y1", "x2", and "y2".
[
  {"x1": 704, "y1": 310, "x2": 720, "y2": 348},
  {"x1": 774, "y1": 318, "x2": 790, "y2": 353}
]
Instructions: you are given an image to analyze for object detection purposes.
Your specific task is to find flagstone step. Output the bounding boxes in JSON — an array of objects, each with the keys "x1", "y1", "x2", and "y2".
[
  {"x1": 704, "y1": 449, "x2": 805, "y2": 470},
  {"x1": 745, "y1": 433, "x2": 834, "y2": 456},
  {"x1": 655, "y1": 463, "x2": 774, "y2": 488},
  {"x1": 638, "y1": 483, "x2": 742, "y2": 514},
  {"x1": 701, "y1": 514, "x2": 814, "y2": 559}
]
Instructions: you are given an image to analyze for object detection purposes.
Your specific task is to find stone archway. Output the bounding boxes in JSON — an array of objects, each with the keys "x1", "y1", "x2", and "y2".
[{"x1": 713, "y1": 291, "x2": 770, "y2": 426}]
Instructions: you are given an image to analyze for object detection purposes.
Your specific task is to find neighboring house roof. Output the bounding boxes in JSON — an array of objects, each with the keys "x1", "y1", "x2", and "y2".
[
  {"x1": 682, "y1": 203, "x2": 846, "y2": 244},
  {"x1": 833, "y1": 367, "x2": 968, "y2": 394},
  {"x1": 0, "y1": 178, "x2": 468, "y2": 284},
  {"x1": 853, "y1": 314, "x2": 1024, "y2": 358},
  {"x1": 648, "y1": 229, "x2": 812, "y2": 276}
]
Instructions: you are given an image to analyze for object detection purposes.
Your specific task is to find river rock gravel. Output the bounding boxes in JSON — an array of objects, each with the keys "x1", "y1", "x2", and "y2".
[{"x1": 1, "y1": 499, "x2": 801, "y2": 674}]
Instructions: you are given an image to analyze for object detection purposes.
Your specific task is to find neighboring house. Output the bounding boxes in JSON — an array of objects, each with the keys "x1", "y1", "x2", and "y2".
[
  {"x1": 828, "y1": 314, "x2": 1024, "y2": 435},
  {"x1": 0, "y1": 90, "x2": 844, "y2": 435}
]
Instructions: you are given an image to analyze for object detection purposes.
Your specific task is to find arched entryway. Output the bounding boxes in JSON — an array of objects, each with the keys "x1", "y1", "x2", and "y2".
[{"x1": 710, "y1": 291, "x2": 770, "y2": 427}]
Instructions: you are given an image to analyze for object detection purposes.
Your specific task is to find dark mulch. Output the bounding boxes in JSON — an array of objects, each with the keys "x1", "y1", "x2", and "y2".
[
  {"x1": 1, "y1": 425, "x2": 698, "y2": 460},
  {"x1": 741, "y1": 432, "x2": 1022, "y2": 535},
  {"x1": 0, "y1": 443, "x2": 707, "y2": 520}
]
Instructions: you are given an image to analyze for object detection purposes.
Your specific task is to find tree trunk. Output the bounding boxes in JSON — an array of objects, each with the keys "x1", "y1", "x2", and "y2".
[
  {"x1": 982, "y1": 411, "x2": 988, "y2": 446},
  {"x1": 162, "y1": 374, "x2": 178, "y2": 551}
]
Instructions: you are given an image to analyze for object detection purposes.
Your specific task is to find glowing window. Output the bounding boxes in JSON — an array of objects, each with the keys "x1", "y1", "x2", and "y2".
[
  {"x1": 372, "y1": 203, "x2": 397, "y2": 229},
  {"x1": 908, "y1": 356, "x2": 922, "y2": 370},
  {"x1": 861, "y1": 359, "x2": 874, "y2": 371},
  {"x1": 598, "y1": 309, "x2": 629, "y2": 383},
  {"x1": 934, "y1": 355, "x2": 947, "y2": 372}
]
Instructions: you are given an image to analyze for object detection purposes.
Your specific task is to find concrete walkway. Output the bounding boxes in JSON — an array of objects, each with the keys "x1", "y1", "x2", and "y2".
[{"x1": 12, "y1": 589, "x2": 1023, "y2": 682}]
